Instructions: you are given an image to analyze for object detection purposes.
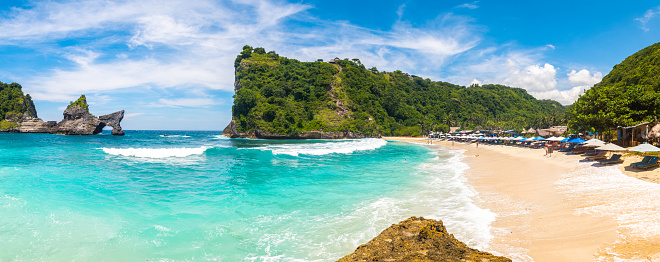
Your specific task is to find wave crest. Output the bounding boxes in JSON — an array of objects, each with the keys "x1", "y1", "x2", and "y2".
[
  {"x1": 255, "y1": 138, "x2": 387, "y2": 156},
  {"x1": 100, "y1": 146, "x2": 210, "y2": 158}
]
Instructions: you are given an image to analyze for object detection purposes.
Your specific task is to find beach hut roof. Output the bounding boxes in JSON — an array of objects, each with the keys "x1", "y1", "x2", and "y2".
[
  {"x1": 649, "y1": 124, "x2": 660, "y2": 139},
  {"x1": 596, "y1": 143, "x2": 626, "y2": 151},
  {"x1": 527, "y1": 128, "x2": 536, "y2": 133},
  {"x1": 628, "y1": 143, "x2": 660, "y2": 152}
]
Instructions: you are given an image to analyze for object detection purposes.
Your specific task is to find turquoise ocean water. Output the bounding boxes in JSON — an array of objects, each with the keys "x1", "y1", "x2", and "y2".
[{"x1": 0, "y1": 131, "x2": 494, "y2": 261}]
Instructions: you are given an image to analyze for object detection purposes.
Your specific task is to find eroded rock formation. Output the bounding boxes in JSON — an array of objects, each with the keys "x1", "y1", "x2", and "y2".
[
  {"x1": 338, "y1": 216, "x2": 511, "y2": 262},
  {"x1": 0, "y1": 95, "x2": 125, "y2": 135}
]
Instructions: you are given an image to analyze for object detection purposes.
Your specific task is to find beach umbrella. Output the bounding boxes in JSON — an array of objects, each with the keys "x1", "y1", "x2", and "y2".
[
  {"x1": 520, "y1": 138, "x2": 528, "y2": 142},
  {"x1": 553, "y1": 136, "x2": 566, "y2": 141},
  {"x1": 628, "y1": 143, "x2": 660, "y2": 152},
  {"x1": 582, "y1": 140, "x2": 606, "y2": 147},
  {"x1": 596, "y1": 143, "x2": 626, "y2": 151},
  {"x1": 560, "y1": 137, "x2": 571, "y2": 142},
  {"x1": 584, "y1": 138, "x2": 604, "y2": 144},
  {"x1": 568, "y1": 137, "x2": 586, "y2": 144},
  {"x1": 532, "y1": 136, "x2": 546, "y2": 141}
]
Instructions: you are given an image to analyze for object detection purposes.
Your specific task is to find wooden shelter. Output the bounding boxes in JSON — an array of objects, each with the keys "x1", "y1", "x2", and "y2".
[{"x1": 618, "y1": 122, "x2": 651, "y2": 147}]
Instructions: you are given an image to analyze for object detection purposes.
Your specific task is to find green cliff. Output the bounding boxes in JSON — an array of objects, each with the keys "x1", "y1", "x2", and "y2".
[
  {"x1": 0, "y1": 82, "x2": 37, "y2": 129},
  {"x1": 570, "y1": 42, "x2": 660, "y2": 132},
  {"x1": 225, "y1": 45, "x2": 567, "y2": 138}
]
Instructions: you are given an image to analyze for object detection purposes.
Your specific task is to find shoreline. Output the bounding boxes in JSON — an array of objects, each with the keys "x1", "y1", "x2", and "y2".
[{"x1": 382, "y1": 136, "x2": 660, "y2": 261}]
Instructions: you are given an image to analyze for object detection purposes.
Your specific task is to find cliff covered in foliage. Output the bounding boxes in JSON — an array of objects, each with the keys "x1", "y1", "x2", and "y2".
[
  {"x1": 0, "y1": 86, "x2": 125, "y2": 135},
  {"x1": 0, "y1": 82, "x2": 38, "y2": 129},
  {"x1": 225, "y1": 46, "x2": 567, "y2": 138},
  {"x1": 569, "y1": 42, "x2": 660, "y2": 132}
]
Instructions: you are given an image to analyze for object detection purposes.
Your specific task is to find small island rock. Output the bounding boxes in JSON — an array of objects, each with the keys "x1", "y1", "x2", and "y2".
[{"x1": 338, "y1": 216, "x2": 511, "y2": 262}]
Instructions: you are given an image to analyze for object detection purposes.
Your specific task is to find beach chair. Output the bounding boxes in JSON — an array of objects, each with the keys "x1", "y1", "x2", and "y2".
[
  {"x1": 597, "y1": 154, "x2": 623, "y2": 165},
  {"x1": 630, "y1": 156, "x2": 653, "y2": 167},
  {"x1": 558, "y1": 144, "x2": 575, "y2": 152},
  {"x1": 584, "y1": 150, "x2": 599, "y2": 156},
  {"x1": 634, "y1": 157, "x2": 660, "y2": 169},
  {"x1": 571, "y1": 146, "x2": 588, "y2": 154},
  {"x1": 585, "y1": 151, "x2": 607, "y2": 161},
  {"x1": 532, "y1": 142, "x2": 546, "y2": 149}
]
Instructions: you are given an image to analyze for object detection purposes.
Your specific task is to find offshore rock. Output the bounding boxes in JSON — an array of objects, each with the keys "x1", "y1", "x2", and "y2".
[
  {"x1": 222, "y1": 119, "x2": 373, "y2": 139},
  {"x1": 0, "y1": 95, "x2": 125, "y2": 136},
  {"x1": 338, "y1": 216, "x2": 511, "y2": 262},
  {"x1": 99, "y1": 110, "x2": 125, "y2": 135}
]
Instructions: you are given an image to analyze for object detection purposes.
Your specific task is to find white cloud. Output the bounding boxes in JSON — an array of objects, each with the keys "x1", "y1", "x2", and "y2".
[
  {"x1": 154, "y1": 98, "x2": 217, "y2": 108},
  {"x1": 504, "y1": 63, "x2": 557, "y2": 92},
  {"x1": 567, "y1": 69, "x2": 602, "y2": 86},
  {"x1": 124, "y1": 112, "x2": 145, "y2": 118},
  {"x1": 457, "y1": 2, "x2": 479, "y2": 9},
  {"x1": 530, "y1": 85, "x2": 590, "y2": 105},
  {"x1": 470, "y1": 79, "x2": 482, "y2": 86},
  {"x1": 636, "y1": 7, "x2": 660, "y2": 32}
]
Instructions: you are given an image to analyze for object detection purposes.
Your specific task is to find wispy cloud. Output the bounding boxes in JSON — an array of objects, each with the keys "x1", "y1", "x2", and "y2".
[
  {"x1": 636, "y1": 6, "x2": 660, "y2": 31},
  {"x1": 0, "y1": 0, "x2": 597, "y2": 109},
  {"x1": 457, "y1": 1, "x2": 479, "y2": 9}
]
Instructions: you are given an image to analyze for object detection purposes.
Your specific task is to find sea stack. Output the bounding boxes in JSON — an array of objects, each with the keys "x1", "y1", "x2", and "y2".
[
  {"x1": 53, "y1": 95, "x2": 125, "y2": 135},
  {"x1": 338, "y1": 216, "x2": 511, "y2": 262}
]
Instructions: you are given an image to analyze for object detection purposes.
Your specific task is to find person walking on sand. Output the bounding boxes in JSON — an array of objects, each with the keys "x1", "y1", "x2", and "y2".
[{"x1": 476, "y1": 141, "x2": 479, "y2": 148}]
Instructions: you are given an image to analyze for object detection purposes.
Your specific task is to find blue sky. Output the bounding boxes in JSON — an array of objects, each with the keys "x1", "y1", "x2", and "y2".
[{"x1": 0, "y1": 0, "x2": 659, "y2": 130}]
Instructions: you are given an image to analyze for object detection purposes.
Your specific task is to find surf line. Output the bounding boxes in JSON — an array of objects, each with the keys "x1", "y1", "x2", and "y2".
[{"x1": 529, "y1": 228, "x2": 617, "y2": 241}]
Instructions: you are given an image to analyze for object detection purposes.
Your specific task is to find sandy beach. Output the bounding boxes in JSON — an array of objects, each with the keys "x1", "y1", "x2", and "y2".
[{"x1": 383, "y1": 137, "x2": 660, "y2": 261}]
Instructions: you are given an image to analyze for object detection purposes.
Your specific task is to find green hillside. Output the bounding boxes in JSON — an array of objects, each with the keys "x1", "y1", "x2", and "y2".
[
  {"x1": 569, "y1": 42, "x2": 660, "y2": 132},
  {"x1": 0, "y1": 82, "x2": 37, "y2": 129},
  {"x1": 230, "y1": 45, "x2": 567, "y2": 137}
]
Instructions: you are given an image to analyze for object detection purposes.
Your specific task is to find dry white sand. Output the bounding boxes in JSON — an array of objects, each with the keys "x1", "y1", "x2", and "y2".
[{"x1": 383, "y1": 137, "x2": 660, "y2": 261}]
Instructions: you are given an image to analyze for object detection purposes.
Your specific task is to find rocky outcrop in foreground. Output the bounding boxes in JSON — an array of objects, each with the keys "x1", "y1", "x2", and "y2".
[
  {"x1": 1, "y1": 95, "x2": 125, "y2": 135},
  {"x1": 222, "y1": 119, "x2": 371, "y2": 139},
  {"x1": 339, "y1": 217, "x2": 510, "y2": 262}
]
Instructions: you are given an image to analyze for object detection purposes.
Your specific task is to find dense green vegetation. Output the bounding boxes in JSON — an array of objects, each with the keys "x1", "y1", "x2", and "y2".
[
  {"x1": 67, "y1": 95, "x2": 89, "y2": 112},
  {"x1": 0, "y1": 81, "x2": 37, "y2": 122},
  {"x1": 569, "y1": 42, "x2": 660, "y2": 133},
  {"x1": 232, "y1": 46, "x2": 567, "y2": 136}
]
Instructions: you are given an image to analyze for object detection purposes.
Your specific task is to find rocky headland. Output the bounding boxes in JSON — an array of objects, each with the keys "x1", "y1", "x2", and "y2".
[
  {"x1": 1, "y1": 95, "x2": 125, "y2": 135},
  {"x1": 339, "y1": 216, "x2": 510, "y2": 262}
]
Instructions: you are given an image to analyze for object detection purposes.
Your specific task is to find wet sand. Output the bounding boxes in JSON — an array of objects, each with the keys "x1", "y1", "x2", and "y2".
[{"x1": 383, "y1": 137, "x2": 660, "y2": 261}]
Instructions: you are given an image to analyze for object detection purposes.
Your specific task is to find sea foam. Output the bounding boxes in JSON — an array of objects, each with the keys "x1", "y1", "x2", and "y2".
[
  {"x1": 100, "y1": 146, "x2": 210, "y2": 158},
  {"x1": 254, "y1": 138, "x2": 387, "y2": 156}
]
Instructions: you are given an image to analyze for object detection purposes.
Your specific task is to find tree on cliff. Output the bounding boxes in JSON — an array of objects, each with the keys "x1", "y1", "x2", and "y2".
[{"x1": 229, "y1": 46, "x2": 567, "y2": 137}]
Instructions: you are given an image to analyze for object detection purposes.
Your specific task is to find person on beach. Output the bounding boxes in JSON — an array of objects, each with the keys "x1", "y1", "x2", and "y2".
[{"x1": 476, "y1": 141, "x2": 479, "y2": 148}]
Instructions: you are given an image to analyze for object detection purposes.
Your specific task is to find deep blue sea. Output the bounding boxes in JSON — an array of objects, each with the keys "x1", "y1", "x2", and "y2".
[{"x1": 0, "y1": 130, "x2": 494, "y2": 261}]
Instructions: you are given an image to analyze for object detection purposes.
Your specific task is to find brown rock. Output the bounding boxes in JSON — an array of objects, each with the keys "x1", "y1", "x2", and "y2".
[{"x1": 338, "y1": 216, "x2": 511, "y2": 262}]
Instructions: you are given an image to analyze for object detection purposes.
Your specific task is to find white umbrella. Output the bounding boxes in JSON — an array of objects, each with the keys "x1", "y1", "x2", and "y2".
[
  {"x1": 583, "y1": 140, "x2": 606, "y2": 147},
  {"x1": 596, "y1": 143, "x2": 626, "y2": 151},
  {"x1": 584, "y1": 138, "x2": 604, "y2": 144},
  {"x1": 628, "y1": 143, "x2": 660, "y2": 152},
  {"x1": 552, "y1": 136, "x2": 566, "y2": 141}
]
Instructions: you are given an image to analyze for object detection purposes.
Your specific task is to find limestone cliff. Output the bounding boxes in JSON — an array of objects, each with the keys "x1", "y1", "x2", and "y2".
[
  {"x1": 1, "y1": 94, "x2": 125, "y2": 135},
  {"x1": 338, "y1": 216, "x2": 510, "y2": 262}
]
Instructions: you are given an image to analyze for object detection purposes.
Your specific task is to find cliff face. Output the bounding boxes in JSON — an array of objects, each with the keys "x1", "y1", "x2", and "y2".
[
  {"x1": 339, "y1": 216, "x2": 511, "y2": 262},
  {"x1": 1, "y1": 94, "x2": 125, "y2": 136}
]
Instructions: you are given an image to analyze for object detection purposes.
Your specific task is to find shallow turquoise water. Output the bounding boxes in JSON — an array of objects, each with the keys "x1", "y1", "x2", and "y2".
[{"x1": 0, "y1": 131, "x2": 493, "y2": 261}]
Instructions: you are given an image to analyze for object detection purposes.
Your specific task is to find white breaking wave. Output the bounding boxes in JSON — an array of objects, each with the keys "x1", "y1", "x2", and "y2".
[
  {"x1": 212, "y1": 135, "x2": 229, "y2": 139},
  {"x1": 100, "y1": 146, "x2": 210, "y2": 158},
  {"x1": 159, "y1": 135, "x2": 191, "y2": 138},
  {"x1": 255, "y1": 138, "x2": 387, "y2": 156}
]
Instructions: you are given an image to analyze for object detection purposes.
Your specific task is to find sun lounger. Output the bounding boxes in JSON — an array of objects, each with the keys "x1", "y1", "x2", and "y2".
[
  {"x1": 532, "y1": 142, "x2": 546, "y2": 149},
  {"x1": 597, "y1": 154, "x2": 623, "y2": 165},
  {"x1": 634, "y1": 156, "x2": 659, "y2": 169},
  {"x1": 630, "y1": 156, "x2": 653, "y2": 167},
  {"x1": 571, "y1": 147, "x2": 588, "y2": 154},
  {"x1": 584, "y1": 150, "x2": 599, "y2": 156},
  {"x1": 585, "y1": 151, "x2": 607, "y2": 161},
  {"x1": 558, "y1": 144, "x2": 575, "y2": 152}
]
